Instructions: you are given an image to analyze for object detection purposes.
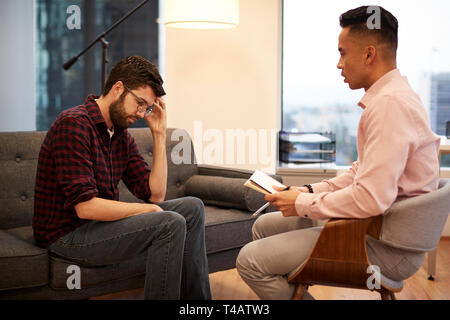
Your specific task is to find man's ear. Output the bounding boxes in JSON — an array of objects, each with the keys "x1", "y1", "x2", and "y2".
[
  {"x1": 111, "y1": 81, "x2": 124, "y2": 99},
  {"x1": 364, "y1": 45, "x2": 376, "y2": 65}
]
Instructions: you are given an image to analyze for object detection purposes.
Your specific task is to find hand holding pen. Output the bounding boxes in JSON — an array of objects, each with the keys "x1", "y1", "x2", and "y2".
[
  {"x1": 251, "y1": 185, "x2": 291, "y2": 218},
  {"x1": 264, "y1": 185, "x2": 307, "y2": 218}
]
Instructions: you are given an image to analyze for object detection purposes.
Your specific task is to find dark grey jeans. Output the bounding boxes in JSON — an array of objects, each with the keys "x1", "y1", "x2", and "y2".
[{"x1": 48, "y1": 196, "x2": 211, "y2": 300}]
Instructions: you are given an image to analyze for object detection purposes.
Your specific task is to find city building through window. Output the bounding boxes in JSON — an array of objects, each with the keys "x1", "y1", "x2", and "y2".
[{"x1": 36, "y1": 0, "x2": 160, "y2": 130}]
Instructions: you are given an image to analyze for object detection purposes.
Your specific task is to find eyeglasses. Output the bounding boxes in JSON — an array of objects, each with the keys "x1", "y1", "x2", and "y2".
[{"x1": 123, "y1": 84, "x2": 155, "y2": 115}]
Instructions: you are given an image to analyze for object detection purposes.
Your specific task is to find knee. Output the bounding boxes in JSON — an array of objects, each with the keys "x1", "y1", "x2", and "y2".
[
  {"x1": 164, "y1": 211, "x2": 187, "y2": 235},
  {"x1": 184, "y1": 196, "x2": 206, "y2": 222},
  {"x1": 184, "y1": 196, "x2": 205, "y2": 211}
]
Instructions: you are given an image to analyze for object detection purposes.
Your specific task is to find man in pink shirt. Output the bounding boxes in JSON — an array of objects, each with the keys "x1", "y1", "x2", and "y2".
[{"x1": 236, "y1": 6, "x2": 440, "y2": 299}]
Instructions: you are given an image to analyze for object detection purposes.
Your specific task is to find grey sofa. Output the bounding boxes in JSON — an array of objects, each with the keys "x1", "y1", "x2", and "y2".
[{"x1": 0, "y1": 128, "x2": 281, "y2": 299}]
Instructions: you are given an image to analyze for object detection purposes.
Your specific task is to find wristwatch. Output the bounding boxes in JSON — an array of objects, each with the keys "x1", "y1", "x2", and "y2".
[{"x1": 303, "y1": 184, "x2": 313, "y2": 193}]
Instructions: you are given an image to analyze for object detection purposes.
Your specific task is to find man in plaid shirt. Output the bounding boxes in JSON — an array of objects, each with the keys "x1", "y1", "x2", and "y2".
[{"x1": 33, "y1": 56, "x2": 211, "y2": 300}]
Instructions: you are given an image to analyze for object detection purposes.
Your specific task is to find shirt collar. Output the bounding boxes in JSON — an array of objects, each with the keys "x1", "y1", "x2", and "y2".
[
  {"x1": 84, "y1": 94, "x2": 127, "y2": 136},
  {"x1": 358, "y1": 68, "x2": 401, "y2": 110},
  {"x1": 84, "y1": 94, "x2": 106, "y2": 125}
]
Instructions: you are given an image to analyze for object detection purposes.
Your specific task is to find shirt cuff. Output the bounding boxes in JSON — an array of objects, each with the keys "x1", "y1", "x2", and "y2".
[
  {"x1": 295, "y1": 192, "x2": 315, "y2": 219},
  {"x1": 310, "y1": 181, "x2": 331, "y2": 193},
  {"x1": 64, "y1": 188, "x2": 98, "y2": 210}
]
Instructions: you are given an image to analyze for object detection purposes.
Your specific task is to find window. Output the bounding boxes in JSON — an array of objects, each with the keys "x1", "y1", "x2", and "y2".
[
  {"x1": 282, "y1": 0, "x2": 450, "y2": 167},
  {"x1": 36, "y1": 0, "x2": 161, "y2": 130}
]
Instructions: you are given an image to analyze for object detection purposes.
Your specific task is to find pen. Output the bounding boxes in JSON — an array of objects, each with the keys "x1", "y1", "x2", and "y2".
[
  {"x1": 251, "y1": 202, "x2": 270, "y2": 218},
  {"x1": 251, "y1": 185, "x2": 290, "y2": 218}
]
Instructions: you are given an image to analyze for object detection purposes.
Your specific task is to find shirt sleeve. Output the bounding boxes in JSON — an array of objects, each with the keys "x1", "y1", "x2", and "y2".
[
  {"x1": 52, "y1": 117, "x2": 99, "y2": 210},
  {"x1": 310, "y1": 161, "x2": 360, "y2": 193},
  {"x1": 121, "y1": 133, "x2": 152, "y2": 202},
  {"x1": 296, "y1": 95, "x2": 414, "y2": 220}
]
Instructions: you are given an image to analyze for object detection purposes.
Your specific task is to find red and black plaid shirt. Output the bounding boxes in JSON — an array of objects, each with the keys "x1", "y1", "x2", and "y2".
[{"x1": 33, "y1": 95, "x2": 152, "y2": 248}]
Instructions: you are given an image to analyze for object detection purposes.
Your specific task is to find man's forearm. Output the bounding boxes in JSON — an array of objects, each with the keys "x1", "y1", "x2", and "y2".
[
  {"x1": 74, "y1": 197, "x2": 162, "y2": 221},
  {"x1": 148, "y1": 131, "x2": 167, "y2": 203}
]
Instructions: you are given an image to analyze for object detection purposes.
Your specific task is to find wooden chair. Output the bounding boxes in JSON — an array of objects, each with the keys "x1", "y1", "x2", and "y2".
[{"x1": 288, "y1": 179, "x2": 450, "y2": 300}]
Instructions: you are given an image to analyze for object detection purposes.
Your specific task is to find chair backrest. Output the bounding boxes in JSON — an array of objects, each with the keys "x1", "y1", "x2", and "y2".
[{"x1": 379, "y1": 179, "x2": 450, "y2": 252}]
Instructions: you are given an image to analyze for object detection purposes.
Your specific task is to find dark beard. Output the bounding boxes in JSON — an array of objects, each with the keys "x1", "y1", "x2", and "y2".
[{"x1": 109, "y1": 92, "x2": 130, "y2": 131}]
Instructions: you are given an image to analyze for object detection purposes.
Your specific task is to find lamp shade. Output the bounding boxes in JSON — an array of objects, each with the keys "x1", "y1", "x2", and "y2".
[{"x1": 164, "y1": 0, "x2": 239, "y2": 29}]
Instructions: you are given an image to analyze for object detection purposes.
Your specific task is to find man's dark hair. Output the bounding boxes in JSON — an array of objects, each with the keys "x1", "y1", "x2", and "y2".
[
  {"x1": 102, "y1": 55, "x2": 166, "y2": 97},
  {"x1": 340, "y1": 6, "x2": 398, "y2": 57}
]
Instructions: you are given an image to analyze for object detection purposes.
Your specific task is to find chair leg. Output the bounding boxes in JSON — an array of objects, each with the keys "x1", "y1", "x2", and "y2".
[
  {"x1": 427, "y1": 250, "x2": 437, "y2": 280},
  {"x1": 380, "y1": 288, "x2": 396, "y2": 300},
  {"x1": 292, "y1": 284, "x2": 308, "y2": 300}
]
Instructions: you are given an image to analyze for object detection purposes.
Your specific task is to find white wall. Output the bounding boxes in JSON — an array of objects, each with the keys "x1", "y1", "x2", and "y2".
[
  {"x1": 0, "y1": 0, "x2": 36, "y2": 132},
  {"x1": 164, "y1": 0, "x2": 282, "y2": 173}
]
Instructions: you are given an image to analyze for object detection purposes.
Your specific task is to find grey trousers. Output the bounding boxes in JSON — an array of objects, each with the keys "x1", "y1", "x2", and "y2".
[
  {"x1": 236, "y1": 211, "x2": 424, "y2": 300},
  {"x1": 48, "y1": 196, "x2": 211, "y2": 300}
]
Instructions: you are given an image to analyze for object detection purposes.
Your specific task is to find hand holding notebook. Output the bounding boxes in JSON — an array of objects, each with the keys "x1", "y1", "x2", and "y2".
[
  {"x1": 244, "y1": 170, "x2": 289, "y2": 217},
  {"x1": 244, "y1": 170, "x2": 287, "y2": 195}
]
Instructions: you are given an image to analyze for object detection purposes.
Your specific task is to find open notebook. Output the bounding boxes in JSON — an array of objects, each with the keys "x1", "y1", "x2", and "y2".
[{"x1": 244, "y1": 170, "x2": 287, "y2": 195}]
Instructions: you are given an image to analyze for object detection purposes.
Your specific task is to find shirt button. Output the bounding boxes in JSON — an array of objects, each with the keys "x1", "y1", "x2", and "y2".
[
  {"x1": 148, "y1": 151, "x2": 153, "y2": 157},
  {"x1": 15, "y1": 156, "x2": 21, "y2": 163},
  {"x1": 20, "y1": 195, "x2": 27, "y2": 201}
]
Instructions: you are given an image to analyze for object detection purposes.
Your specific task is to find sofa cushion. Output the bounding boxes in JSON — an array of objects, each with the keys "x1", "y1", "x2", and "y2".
[
  {"x1": 0, "y1": 228, "x2": 48, "y2": 290},
  {"x1": 204, "y1": 206, "x2": 256, "y2": 255},
  {"x1": 185, "y1": 175, "x2": 265, "y2": 212},
  {"x1": 6, "y1": 225, "x2": 38, "y2": 243}
]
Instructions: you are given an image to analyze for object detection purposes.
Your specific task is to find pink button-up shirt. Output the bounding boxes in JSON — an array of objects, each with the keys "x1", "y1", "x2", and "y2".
[{"x1": 295, "y1": 69, "x2": 441, "y2": 220}]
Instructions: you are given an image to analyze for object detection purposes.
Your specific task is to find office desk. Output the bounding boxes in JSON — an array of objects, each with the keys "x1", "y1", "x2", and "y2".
[{"x1": 439, "y1": 136, "x2": 450, "y2": 159}]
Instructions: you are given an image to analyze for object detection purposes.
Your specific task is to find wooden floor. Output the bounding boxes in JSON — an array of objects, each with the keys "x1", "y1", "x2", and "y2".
[{"x1": 93, "y1": 238, "x2": 450, "y2": 300}]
